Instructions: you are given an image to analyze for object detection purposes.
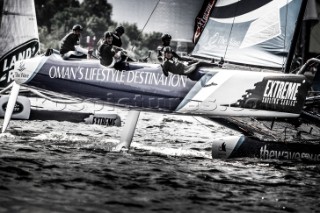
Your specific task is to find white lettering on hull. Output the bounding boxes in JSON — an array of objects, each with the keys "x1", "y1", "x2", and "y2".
[
  {"x1": 48, "y1": 66, "x2": 187, "y2": 88},
  {"x1": 260, "y1": 145, "x2": 320, "y2": 161}
]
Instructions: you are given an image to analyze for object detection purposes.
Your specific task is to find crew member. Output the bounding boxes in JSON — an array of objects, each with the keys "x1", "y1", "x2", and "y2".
[
  {"x1": 98, "y1": 31, "x2": 129, "y2": 70},
  {"x1": 112, "y1": 25, "x2": 125, "y2": 48},
  {"x1": 95, "y1": 26, "x2": 124, "y2": 52},
  {"x1": 98, "y1": 31, "x2": 116, "y2": 67},
  {"x1": 162, "y1": 46, "x2": 209, "y2": 79},
  {"x1": 157, "y1": 33, "x2": 181, "y2": 62},
  {"x1": 60, "y1": 24, "x2": 86, "y2": 59}
]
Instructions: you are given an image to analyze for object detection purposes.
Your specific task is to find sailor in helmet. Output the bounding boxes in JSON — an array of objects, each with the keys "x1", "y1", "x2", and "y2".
[
  {"x1": 98, "y1": 31, "x2": 117, "y2": 67},
  {"x1": 161, "y1": 33, "x2": 171, "y2": 46},
  {"x1": 112, "y1": 25, "x2": 125, "y2": 48},
  {"x1": 162, "y1": 46, "x2": 205, "y2": 78},
  {"x1": 60, "y1": 24, "x2": 87, "y2": 59},
  {"x1": 157, "y1": 33, "x2": 182, "y2": 62}
]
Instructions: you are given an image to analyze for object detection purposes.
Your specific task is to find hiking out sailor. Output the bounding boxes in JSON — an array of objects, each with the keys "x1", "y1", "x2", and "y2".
[
  {"x1": 112, "y1": 25, "x2": 125, "y2": 48},
  {"x1": 161, "y1": 46, "x2": 203, "y2": 77},
  {"x1": 157, "y1": 33, "x2": 181, "y2": 63},
  {"x1": 60, "y1": 24, "x2": 87, "y2": 60}
]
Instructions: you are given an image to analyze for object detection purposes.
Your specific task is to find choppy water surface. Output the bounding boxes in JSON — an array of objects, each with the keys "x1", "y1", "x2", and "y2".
[{"x1": 1, "y1": 111, "x2": 320, "y2": 213}]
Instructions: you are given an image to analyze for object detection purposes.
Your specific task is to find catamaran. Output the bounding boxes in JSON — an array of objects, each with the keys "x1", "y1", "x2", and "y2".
[{"x1": 1, "y1": 0, "x2": 320, "y2": 160}]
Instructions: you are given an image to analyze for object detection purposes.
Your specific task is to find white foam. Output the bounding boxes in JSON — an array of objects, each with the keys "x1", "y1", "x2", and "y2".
[{"x1": 132, "y1": 142, "x2": 212, "y2": 159}]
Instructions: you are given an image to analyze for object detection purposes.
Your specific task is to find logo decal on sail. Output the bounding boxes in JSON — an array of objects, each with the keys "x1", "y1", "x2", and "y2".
[
  {"x1": 0, "y1": 39, "x2": 39, "y2": 87},
  {"x1": 193, "y1": 0, "x2": 216, "y2": 43},
  {"x1": 17, "y1": 62, "x2": 26, "y2": 72}
]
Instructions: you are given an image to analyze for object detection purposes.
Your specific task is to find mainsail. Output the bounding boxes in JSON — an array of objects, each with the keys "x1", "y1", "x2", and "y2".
[
  {"x1": 0, "y1": 0, "x2": 39, "y2": 87},
  {"x1": 192, "y1": 0, "x2": 307, "y2": 70}
]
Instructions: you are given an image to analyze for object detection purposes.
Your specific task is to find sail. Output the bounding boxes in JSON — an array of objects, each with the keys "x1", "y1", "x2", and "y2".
[
  {"x1": 192, "y1": 0, "x2": 307, "y2": 70},
  {"x1": 0, "y1": 0, "x2": 39, "y2": 87}
]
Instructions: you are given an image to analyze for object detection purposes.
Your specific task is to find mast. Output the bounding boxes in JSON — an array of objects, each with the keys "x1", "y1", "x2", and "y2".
[{"x1": 285, "y1": 0, "x2": 309, "y2": 73}]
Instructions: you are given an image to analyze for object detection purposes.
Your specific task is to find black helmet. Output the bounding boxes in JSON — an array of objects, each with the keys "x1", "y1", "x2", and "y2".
[
  {"x1": 115, "y1": 25, "x2": 125, "y2": 35},
  {"x1": 104, "y1": 31, "x2": 113, "y2": 38},
  {"x1": 161, "y1": 33, "x2": 171, "y2": 42},
  {"x1": 72, "y1": 24, "x2": 83, "y2": 31},
  {"x1": 163, "y1": 46, "x2": 173, "y2": 53}
]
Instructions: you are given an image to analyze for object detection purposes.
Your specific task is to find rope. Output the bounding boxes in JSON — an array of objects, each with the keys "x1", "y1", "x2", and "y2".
[
  {"x1": 192, "y1": 116, "x2": 217, "y2": 132},
  {"x1": 23, "y1": 86, "x2": 83, "y2": 104}
]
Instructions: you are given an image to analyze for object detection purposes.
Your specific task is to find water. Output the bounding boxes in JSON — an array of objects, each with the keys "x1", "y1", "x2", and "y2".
[{"x1": 1, "y1": 110, "x2": 320, "y2": 213}]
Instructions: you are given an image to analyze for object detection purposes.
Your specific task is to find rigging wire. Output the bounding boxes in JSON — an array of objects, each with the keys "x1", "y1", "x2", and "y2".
[
  {"x1": 140, "y1": 0, "x2": 161, "y2": 36},
  {"x1": 192, "y1": 116, "x2": 219, "y2": 132},
  {"x1": 131, "y1": 0, "x2": 161, "y2": 52},
  {"x1": 282, "y1": 0, "x2": 289, "y2": 72},
  {"x1": 21, "y1": 86, "x2": 84, "y2": 104},
  {"x1": 222, "y1": 1, "x2": 237, "y2": 62}
]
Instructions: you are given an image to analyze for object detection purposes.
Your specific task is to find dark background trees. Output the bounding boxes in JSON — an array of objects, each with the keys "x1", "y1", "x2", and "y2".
[{"x1": 34, "y1": 0, "x2": 161, "y2": 60}]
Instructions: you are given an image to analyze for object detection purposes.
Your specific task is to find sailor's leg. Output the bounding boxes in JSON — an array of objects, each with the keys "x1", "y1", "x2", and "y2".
[
  {"x1": 62, "y1": 51, "x2": 73, "y2": 60},
  {"x1": 161, "y1": 64, "x2": 169, "y2": 77},
  {"x1": 183, "y1": 62, "x2": 200, "y2": 74},
  {"x1": 62, "y1": 51, "x2": 86, "y2": 60}
]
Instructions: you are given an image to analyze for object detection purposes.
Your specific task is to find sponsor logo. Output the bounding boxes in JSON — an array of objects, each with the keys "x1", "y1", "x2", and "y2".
[
  {"x1": 262, "y1": 80, "x2": 301, "y2": 106},
  {"x1": 209, "y1": 33, "x2": 241, "y2": 49},
  {"x1": 2, "y1": 102, "x2": 24, "y2": 114},
  {"x1": 194, "y1": 0, "x2": 216, "y2": 43},
  {"x1": 84, "y1": 114, "x2": 121, "y2": 126},
  {"x1": 48, "y1": 65, "x2": 188, "y2": 88},
  {"x1": 260, "y1": 145, "x2": 320, "y2": 161},
  {"x1": 14, "y1": 61, "x2": 30, "y2": 79},
  {"x1": 227, "y1": 76, "x2": 308, "y2": 113},
  {"x1": 17, "y1": 61, "x2": 26, "y2": 72},
  {"x1": 92, "y1": 117, "x2": 117, "y2": 126},
  {"x1": 0, "y1": 40, "x2": 39, "y2": 87},
  {"x1": 219, "y1": 142, "x2": 226, "y2": 152},
  {"x1": 215, "y1": 141, "x2": 227, "y2": 158}
]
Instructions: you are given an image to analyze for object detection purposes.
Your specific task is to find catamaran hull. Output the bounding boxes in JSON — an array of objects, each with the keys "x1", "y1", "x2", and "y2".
[
  {"x1": 13, "y1": 54, "x2": 309, "y2": 117},
  {"x1": 212, "y1": 135, "x2": 320, "y2": 162}
]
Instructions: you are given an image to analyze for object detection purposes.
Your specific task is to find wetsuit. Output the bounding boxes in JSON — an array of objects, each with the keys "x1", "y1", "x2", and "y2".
[
  {"x1": 112, "y1": 33, "x2": 122, "y2": 48},
  {"x1": 98, "y1": 43, "x2": 115, "y2": 66},
  {"x1": 162, "y1": 58, "x2": 185, "y2": 76},
  {"x1": 157, "y1": 45, "x2": 181, "y2": 63}
]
